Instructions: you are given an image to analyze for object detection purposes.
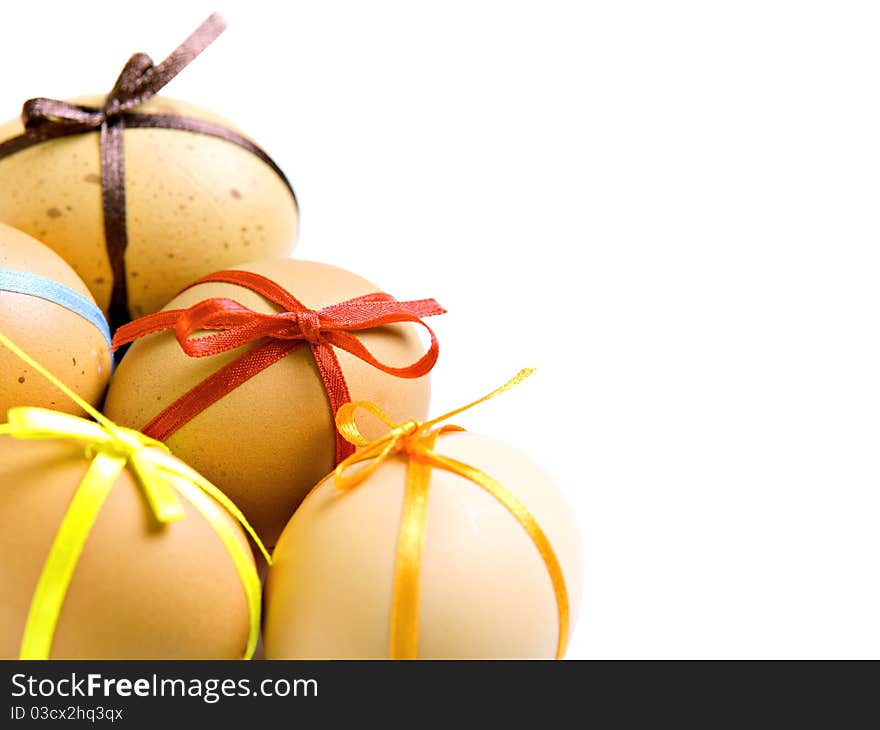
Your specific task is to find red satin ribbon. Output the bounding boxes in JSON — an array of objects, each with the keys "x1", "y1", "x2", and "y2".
[{"x1": 112, "y1": 270, "x2": 445, "y2": 463}]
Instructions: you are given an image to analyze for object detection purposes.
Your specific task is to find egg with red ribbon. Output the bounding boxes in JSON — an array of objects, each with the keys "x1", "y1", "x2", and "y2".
[{"x1": 104, "y1": 258, "x2": 445, "y2": 548}]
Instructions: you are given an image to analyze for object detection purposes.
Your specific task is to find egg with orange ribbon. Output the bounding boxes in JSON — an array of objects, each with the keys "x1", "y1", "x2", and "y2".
[
  {"x1": 263, "y1": 372, "x2": 583, "y2": 659},
  {"x1": 104, "y1": 257, "x2": 445, "y2": 548}
]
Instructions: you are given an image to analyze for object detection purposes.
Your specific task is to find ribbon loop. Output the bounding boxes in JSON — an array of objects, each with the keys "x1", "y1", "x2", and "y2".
[
  {"x1": 6, "y1": 407, "x2": 108, "y2": 445},
  {"x1": 104, "y1": 53, "x2": 156, "y2": 115},
  {"x1": 22, "y1": 98, "x2": 106, "y2": 137},
  {"x1": 21, "y1": 14, "x2": 228, "y2": 136},
  {"x1": 6, "y1": 405, "x2": 179, "y2": 526}
]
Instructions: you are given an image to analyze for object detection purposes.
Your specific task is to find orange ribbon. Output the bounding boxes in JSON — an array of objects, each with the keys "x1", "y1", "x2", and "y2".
[{"x1": 333, "y1": 369, "x2": 570, "y2": 659}]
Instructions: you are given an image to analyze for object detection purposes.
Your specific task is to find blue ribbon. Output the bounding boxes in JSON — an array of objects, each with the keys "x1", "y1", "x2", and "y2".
[{"x1": 0, "y1": 269, "x2": 113, "y2": 348}]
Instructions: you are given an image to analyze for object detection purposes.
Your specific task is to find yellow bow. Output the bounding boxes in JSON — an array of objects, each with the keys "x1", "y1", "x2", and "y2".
[
  {"x1": 333, "y1": 368, "x2": 570, "y2": 659},
  {"x1": 0, "y1": 332, "x2": 269, "y2": 660}
]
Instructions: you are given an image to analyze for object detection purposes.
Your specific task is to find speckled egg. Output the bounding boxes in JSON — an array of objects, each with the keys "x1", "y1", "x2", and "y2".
[
  {"x1": 104, "y1": 258, "x2": 437, "y2": 548},
  {"x1": 0, "y1": 436, "x2": 255, "y2": 659},
  {"x1": 263, "y1": 431, "x2": 583, "y2": 659},
  {"x1": 0, "y1": 95, "x2": 298, "y2": 320},
  {"x1": 0, "y1": 223, "x2": 111, "y2": 416}
]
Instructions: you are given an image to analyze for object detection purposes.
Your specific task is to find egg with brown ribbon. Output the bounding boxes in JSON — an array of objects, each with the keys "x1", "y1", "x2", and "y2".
[{"x1": 0, "y1": 14, "x2": 298, "y2": 329}]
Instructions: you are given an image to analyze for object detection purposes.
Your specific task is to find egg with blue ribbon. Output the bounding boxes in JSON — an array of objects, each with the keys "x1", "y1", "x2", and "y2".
[{"x1": 0, "y1": 223, "x2": 112, "y2": 416}]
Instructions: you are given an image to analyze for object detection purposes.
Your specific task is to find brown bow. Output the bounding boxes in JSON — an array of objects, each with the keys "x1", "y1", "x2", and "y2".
[
  {"x1": 22, "y1": 15, "x2": 226, "y2": 140},
  {"x1": 0, "y1": 13, "x2": 297, "y2": 331}
]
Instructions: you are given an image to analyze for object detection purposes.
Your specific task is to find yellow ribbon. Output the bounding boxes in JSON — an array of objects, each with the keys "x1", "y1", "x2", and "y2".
[
  {"x1": 0, "y1": 332, "x2": 269, "y2": 660},
  {"x1": 333, "y1": 368, "x2": 570, "y2": 659}
]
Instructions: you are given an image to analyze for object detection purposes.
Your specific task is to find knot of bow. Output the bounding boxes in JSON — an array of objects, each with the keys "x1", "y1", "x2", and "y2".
[
  {"x1": 124, "y1": 292, "x2": 444, "y2": 378},
  {"x1": 0, "y1": 327, "x2": 268, "y2": 558},
  {"x1": 172, "y1": 299, "x2": 341, "y2": 353},
  {"x1": 2, "y1": 406, "x2": 189, "y2": 525},
  {"x1": 20, "y1": 13, "x2": 226, "y2": 139},
  {"x1": 332, "y1": 368, "x2": 536, "y2": 491}
]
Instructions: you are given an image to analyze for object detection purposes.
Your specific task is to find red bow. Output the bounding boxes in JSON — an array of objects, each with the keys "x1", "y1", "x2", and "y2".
[{"x1": 113, "y1": 269, "x2": 446, "y2": 463}]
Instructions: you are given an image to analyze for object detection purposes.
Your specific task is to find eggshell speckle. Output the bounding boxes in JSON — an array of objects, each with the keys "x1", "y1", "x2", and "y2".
[
  {"x1": 0, "y1": 223, "x2": 111, "y2": 416},
  {"x1": 0, "y1": 96, "x2": 298, "y2": 318}
]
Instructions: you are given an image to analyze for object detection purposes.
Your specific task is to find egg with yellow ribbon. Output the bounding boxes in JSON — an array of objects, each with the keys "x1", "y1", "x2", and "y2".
[
  {"x1": 0, "y1": 332, "x2": 267, "y2": 659},
  {"x1": 263, "y1": 371, "x2": 583, "y2": 659}
]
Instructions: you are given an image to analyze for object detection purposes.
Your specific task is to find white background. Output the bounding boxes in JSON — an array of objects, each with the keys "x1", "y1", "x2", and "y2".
[{"x1": 4, "y1": 1, "x2": 880, "y2": 659}]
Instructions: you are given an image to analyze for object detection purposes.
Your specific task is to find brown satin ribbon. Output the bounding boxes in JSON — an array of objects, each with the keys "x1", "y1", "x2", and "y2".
[{"x1": 0, "y1": 13, "x2": 297, "y2": 330}]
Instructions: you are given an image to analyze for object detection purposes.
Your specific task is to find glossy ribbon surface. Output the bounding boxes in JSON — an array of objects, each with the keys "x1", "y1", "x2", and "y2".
[
  {"x1": 0, "y1": 332, "x2": 268, "y2": 660},
  {"x1": 332, "y1": 369, "x2": 570, "y2": 659},
  {"x1": 0, "y1": 269, "x2": 112, "y2": 348}
]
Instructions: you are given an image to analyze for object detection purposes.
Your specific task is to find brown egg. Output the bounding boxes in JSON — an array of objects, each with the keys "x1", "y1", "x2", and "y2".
[
  {"x1": 263, "y1": 431, "x2": 583, "y2": 659},
  {"x1": 0, "y1": 223, "x2": 111, "y2": 416},
  {"x1": 104, "y1": 258, "x2": 436, "y2": 547},
  {"x1": 0, "y1": 96, "x2": 298, "y2": 320},
  {"x1": 0, "y1": 436, "x2": 254, "y2": 659}
]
